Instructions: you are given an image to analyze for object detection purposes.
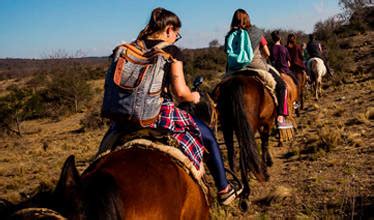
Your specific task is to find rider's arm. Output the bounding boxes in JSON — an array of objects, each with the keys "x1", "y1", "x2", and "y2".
[
  {"x1": 170, "y1": 61, "x2": 200, "y2": 104},
  {"x1": 259, "y1": 36, "x2": 270, "y2": 58},
  {"x1": 286, "y1": 50, "x2": 291, "y2": 67},
  {"x1": 262, "y1": 45, "x2": 271, "y2": 58}
]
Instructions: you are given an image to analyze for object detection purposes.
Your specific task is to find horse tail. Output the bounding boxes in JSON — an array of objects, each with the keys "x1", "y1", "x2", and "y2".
[{"x1": 219, "y1": 78, "x2": 266, "y2": 182}]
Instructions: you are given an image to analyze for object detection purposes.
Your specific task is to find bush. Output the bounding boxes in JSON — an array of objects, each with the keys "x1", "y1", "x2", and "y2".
[
  {"x1": 0, "y1": 86, "x2": 46, "y2": 135},
  {"x1": 45, "y1": 71, "x2": 92, "y2": 114},
  {"x1": 36, "y1": 60, "x2": 94, "y2": 117},
  {"x1": 0, "y1": 61, "x2": 95, "y2": 135},
  {"x1": 80, "y1": 106, "x2": 110, "y2": 131},
  {"x1": 183, "y1": 47, "x2": 226, "y2": 86}
]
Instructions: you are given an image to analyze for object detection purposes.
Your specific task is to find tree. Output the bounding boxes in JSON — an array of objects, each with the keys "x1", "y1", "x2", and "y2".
[
  {"x1": 209, "y1": 39, "x2": 221, "y2": 48},
  {"x1": 339, "y1": 0, "x2": 369, "y2": 21},
  {"x1": 0, "y1": 86, "x2": 43, "y2": 135},
  {"x1": 46, "y1": 62, "x2": 92, "y2": 113}
]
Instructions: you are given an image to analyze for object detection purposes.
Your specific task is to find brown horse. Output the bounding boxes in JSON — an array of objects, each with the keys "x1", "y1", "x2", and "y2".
[
  {"x1": 1, "y1": 146, "x2": 209, "y2": 219},
  {"x1": 215, "y1": 70, "x2": 297, "y2": 210},
  {"x1": 281, "y1": 73, "x2": 299, "y2": 128},
  {"x1": 294, "y1": 70, "x2": 307, "y2": 115}
]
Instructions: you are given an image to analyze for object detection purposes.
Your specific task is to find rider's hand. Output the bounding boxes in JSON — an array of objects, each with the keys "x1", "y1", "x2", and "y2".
[{"x1": 191, "y1": 91, "x2": 200, "y2": 104}]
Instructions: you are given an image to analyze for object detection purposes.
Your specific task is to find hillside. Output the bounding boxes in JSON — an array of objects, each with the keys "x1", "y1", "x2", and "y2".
[
  {"x1": 0, "y1": 28, "x2": 373, "y2": 219},
  {"x1": 0, "y1": 57, "x2": 109, "y2": 80}
]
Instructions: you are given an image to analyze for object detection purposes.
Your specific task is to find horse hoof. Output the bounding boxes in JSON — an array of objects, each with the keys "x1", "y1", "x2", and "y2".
[
  {"x1": 264, "y1": 173, "x2": 270, "y2": 182},
  {"x1": 239, "y1": 199, "x2": 250, "y2": 212},
  {"x1": 266, "y1": 160, "x2": 273, "y2": 167}
]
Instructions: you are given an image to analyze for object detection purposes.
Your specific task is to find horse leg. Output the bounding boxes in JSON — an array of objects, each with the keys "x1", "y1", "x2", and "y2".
[
  {"x1": 300, "y1": 85, "x2": 304, "y2": 110},
  {"x1": 295, "y1": 72, "x2": 302, "y2": 117},
  {"x1": 259, "y1": 127, "x2": 271, "y2": 182},
  {"x1": 221, "y1": 114, "x2": 235, "y2": 171},
  {"x1": 301, "y1": 71, "x2": 307, "y2": 110},
  {"x1": 239, "y1": 152, "x2": 251, "y2": 212},
  {"x1": 319, "y1": 80, "x2": 323, "y2": 98},
  {"x1": 295, "y1": 87, "x2": 301, "y2": 117},
  {"x1": 260, "y1": 126, "x2": 273, "y2": 168}
]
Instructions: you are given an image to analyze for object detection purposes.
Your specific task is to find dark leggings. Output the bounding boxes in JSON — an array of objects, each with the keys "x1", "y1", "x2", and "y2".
[
  {"x1": 193, "y1": 116, "x2": 229, "y2": 191},
  {"x1": 269, "y1": 68, "x2": 288, "y2": 116}
]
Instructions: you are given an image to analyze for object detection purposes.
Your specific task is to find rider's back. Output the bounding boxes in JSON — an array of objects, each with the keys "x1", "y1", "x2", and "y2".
[{"x1": 306, "y1": 40, "x2": 322, "y2": 59}]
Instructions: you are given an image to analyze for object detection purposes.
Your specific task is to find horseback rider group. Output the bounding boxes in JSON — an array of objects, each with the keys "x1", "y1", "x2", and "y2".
[{"x1": 99, "y1": 7, "x2": 331, "y2": 207}]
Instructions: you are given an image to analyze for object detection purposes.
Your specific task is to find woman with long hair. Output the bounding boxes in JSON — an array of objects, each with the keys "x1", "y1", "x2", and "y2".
[{"x1": 225, "y1": 9, "x2": 292, "y2": 128}]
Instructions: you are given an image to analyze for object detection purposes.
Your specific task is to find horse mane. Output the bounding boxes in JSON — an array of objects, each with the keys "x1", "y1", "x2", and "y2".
[
  {"x1": 178, "y1": 92, "x2": 213, "y2": 125},
  {"x1": 82, "y1": 170, "x2": 124, "y2": 220}
]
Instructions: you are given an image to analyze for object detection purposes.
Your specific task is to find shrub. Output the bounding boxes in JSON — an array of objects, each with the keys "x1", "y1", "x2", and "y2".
[
  {"x1": 0, "y1": 86, "x2": 46, "y2": 135},
  {"x1": 44, "y1": 62, "x2": 93, "y2": 115},
  {"x1": 80, "y1": 106, "x2": 110, "y2": 131}
]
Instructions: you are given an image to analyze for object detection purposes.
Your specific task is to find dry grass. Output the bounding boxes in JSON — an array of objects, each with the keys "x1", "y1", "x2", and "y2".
[
  {"x1": 1, "y1": 47, "x2": 373, "y2": 219},
  {"x1": 365, "y1": 107, "x2": 374, "y2": 120},
  {"x1": 254, "y1": 186, "x2": 293, "y2": 206}
]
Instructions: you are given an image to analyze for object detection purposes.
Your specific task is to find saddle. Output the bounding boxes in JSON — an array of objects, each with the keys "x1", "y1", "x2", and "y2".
[
  {"x1": 219, "y1": 66, "x2": 278, "y2": 105},
  {"x1": 96, "y1": 128, "x2": 207, "y2": 189}
]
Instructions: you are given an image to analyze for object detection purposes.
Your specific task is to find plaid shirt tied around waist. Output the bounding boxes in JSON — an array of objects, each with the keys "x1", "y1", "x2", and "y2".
[{"x1": 148, "y1": 98, "x2": 205, "y2": 170}]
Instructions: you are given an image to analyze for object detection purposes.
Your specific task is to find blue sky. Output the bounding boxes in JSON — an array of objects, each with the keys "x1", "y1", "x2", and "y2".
[{"x1": 0, "y1": 0, "x2": 342, "y2": 58}]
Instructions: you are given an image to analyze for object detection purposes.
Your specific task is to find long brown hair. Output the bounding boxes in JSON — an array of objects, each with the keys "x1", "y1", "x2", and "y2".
[
  {"x1": 287, "y1": 33, "x2": 296, "y2": 47},
  {"x1": 230, "y1": 9, "x2": 251, "y2": 32},
  {"x1": 137, "y1": 7, "x2": 181, "y2": 40}
]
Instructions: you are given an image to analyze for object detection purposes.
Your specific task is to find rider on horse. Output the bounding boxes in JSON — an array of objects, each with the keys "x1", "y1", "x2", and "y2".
[
  {"x1": 306, "y1": 34, "x2": 332, "y2": 76},
  {"x1": 224, "y1": 9, "x2": 293, "y2": 129},
  {"x1": 270, "y1": 31, "x2": 299, "y2": 87},
  {"x1": 99, "y1": 7, "x2": 242, "y2": 205},
  {"x1": 286, "y1": 34, "x2": 306, "y2": 79}
]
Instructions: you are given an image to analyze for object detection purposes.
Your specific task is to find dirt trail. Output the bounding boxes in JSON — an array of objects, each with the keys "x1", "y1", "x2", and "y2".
[{"x1": 211, "y1": 73, "x2": 373, "y2": 219}]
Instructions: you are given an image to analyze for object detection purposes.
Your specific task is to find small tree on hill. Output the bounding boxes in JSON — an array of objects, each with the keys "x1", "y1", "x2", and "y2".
[
  {"x1": 209, "y1": 39, "x2": 221, "y2": 48},
  {"x1": 339, "y1": 0, "x2": 372, "y2": 23},
  {"x1": 46, "y1": 63, "x2": 92, "y2": 114},
  {"x1": 0, "y1": 86, "x2": 44, "y2": 135}
]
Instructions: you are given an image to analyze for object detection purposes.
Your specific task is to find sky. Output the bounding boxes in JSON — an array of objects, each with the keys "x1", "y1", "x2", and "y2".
[{"x1": 0, "y1": 0, "x2": 342, "y2": 58}]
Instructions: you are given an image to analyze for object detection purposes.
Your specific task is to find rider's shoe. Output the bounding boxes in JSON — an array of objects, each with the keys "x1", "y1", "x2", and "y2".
[
  {"x1": 277, "y1": 119, "x2": 293, "y2": 129},
  {"x1": 218, "y1": 181, "x2": 243, "y2": 205}
]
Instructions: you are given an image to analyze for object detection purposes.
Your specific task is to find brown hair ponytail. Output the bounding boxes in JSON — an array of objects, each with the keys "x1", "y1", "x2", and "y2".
[{"x1": 137, "y1": 7, "x2": 181, "y2": 40}]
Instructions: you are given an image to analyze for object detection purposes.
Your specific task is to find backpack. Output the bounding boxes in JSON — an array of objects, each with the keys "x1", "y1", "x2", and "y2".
[
  {"x1": 225, "y1": 29, "x2": 254, "y2": 72},
  {"x1": 101, "y1": 40, "x2": 173, "y2": 127}
]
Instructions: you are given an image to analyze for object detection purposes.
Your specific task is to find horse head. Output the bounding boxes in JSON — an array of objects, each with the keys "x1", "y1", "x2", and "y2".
[{"x1": 0, "y1": 173, "x2": 66, "y2": 219}]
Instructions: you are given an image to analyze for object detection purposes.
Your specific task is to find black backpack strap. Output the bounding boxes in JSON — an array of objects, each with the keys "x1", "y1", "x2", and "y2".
[{"x1": 148, "y1": 41, "x2": 176, "y2": 62}]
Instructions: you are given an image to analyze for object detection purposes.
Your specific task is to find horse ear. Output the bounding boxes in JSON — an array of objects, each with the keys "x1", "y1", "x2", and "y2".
[
  {"x1": 0, "y1": 199, "x2": 14, "y2": 218},
  {"x1": 54, "y1": 155, "x2": 81, "y2": 197}
]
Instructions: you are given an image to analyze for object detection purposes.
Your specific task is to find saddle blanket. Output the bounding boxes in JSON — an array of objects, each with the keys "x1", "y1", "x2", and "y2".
[{"x1": 224, "y1": 65, "x2": 278, "y2": 105}]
